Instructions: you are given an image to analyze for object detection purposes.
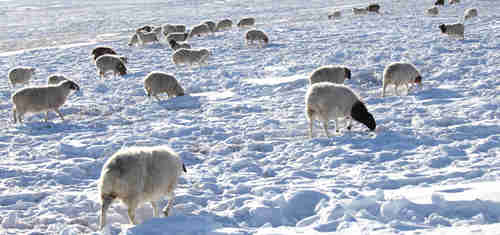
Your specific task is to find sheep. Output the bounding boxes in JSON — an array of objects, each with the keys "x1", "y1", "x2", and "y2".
[
  {"x1": 464, "y1": 8, "x2": 478, "y2": 20},
  {"x1": 136, "y1": 25, "x2": 153, "y2": 33},
  {"x1": 169, "y1": 39, "x2": 191, "y2": 51},
  {"x1": 143, "y1": 72, "x2": 185, "y2": 101},
  {"x1": 435, "y1": 0, "x2": 444, "y2": 6},
  {"x1": 90, "y1": 46, "x2": 128, "y2": 64},
  {"x1": 203, "y1": 21, "x2": 216, "y2": 32},
  {"x1": 8, "y1": 66, "x2": 36, "y2": 88},
  {"x1": 162, "y1": 24, "x2": 186, "y2": 36},
  {"x1": 353, "y1": 7, "x2": 368, "y2": 15},
  {"x1": 449, "y1": 0, "x2": 460, "y2": 4},
  {"x1": 245, "y1": 29, "x2": 269, "y2": 47},
  {"x1": 99, "y1": 146, "x2": 187, "y2": 229},
  {"x1": 382, "y1": 62, "x2": 422, "y2": 97},
  {"x1": 189, "y1": 23, "x2": 212, "y2": 38},
  {"x1": 128, "y1": 33, "x2": 140, "y2": 47},
  {"x1": 215, "y1": 19, "x2": 233, "y2": 32},
  {"x1": 438, "y1": 22, "x2": 465, "y2": 39},
  {"x1": 237, "y1": 17, "x2": 256, "y2": 28},
  {"x1": 309, "y1": 66, "x2": 351, "y2": 85},
  {"x1": 95, "y1": 54, "x2": 127, "y2": 78},
  {"x1": 47, "y1": 74, "x2": 68, "y2": 85},
  {"x1": 367, "y1": 3, "x2": 380, "y2": 13},
  {"x1": 305, "y1": 82, "x2": 376, "y2": 138},
  {"x1": 11, "y1": 80, "x2": 80, "y2": 123},
  {"x1": 172, "y1": 48, "x2": 210, "y2": 67},
  {"x1": 136, "y1": 30, "x2": 159, "y2": 45},
  {"x1": 166, "y1": 32, "x2": 189, "y2": 43},
  {"x1": 426, "y1": 6, "x2": 439, "y2": 16},
  {"x1": 328, "y1": 10, "x2": 342, "y2": 19}
]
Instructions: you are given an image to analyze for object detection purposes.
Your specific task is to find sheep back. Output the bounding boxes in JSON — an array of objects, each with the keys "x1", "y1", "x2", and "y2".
[
  {"x1": 143, "y1": 72, "x2": 185, "y2": 99},
  {"x1": 95, "y1": 55, "x2": 127, "y2": 77},
  {"x1": 464, "y1": 8, "x2": 478, "y2": 20},
  {"x1": 216, "y1": 19, "x2": 233, "y2": 31},
  {"x1": 189, "y1": 24, "x2": 211, "y2": 38},
  {"x1": 245, "y1": 29, "x2": 269, "y2": 45},
  {"x1": 237, "y1": 17, "x2": 256, "y2": 28},
  {"x1": 91, "y1": 46, "x2": 117, "y2": 62},
  {"x1": 166, "y1": 32, "x2": 189, "y2": 42},
  {"x1": 203, "y1": 21, "x2": 216, "y2": 32},
  {"x1": 309, "y1": 66, "x2": 351, "y2": 85},
  {"x1": 47, "y1": 74, "x2": 68, "y2": 85},
  {"x1": 172, "y1": 48, "x2": 210, "y2": 66},
  {"x1": 8, "y1": 66, "x2": 36, "y2": 88}
]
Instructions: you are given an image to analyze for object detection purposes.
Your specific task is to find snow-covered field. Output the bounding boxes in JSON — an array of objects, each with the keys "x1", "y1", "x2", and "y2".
[{"x1": 1, "y1": 0, "x2": 499, "y2": 234}]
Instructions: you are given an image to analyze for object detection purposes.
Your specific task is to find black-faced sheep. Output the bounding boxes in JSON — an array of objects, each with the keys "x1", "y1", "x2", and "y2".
[
  {"x1": 169, "y1": 40, "x2": 191, "y2": 51},
  {"x1": 143, "y1": 72, "x2": 185, "y2": 101},
  {"x1": 215, "y1": 19, "x2": 233, "y2": 32},
  {"x1": 464, "y1": 8, "x2": 478, "y2": 20},
  {"x1": 382, "y1": 62, "x2": 422, "y2": 97},
  {"x1": 8, "y1": 66, "x2": 36, "y2": 88},
  {"x1": 99, "y1": 146, "x2": 186, "y2": 229},
  {"x1": 172, "y1": 48, "x2": 210, "y2": 67},
  {"x1": 245, "y1": 29, "x2": 269, "y2": 46},
  {"x1": 367, "y1": 3, "x2": 380, "y2": 13},
  {"x1": 305, "y1": 82, "x2": 376, "y2": 138},
  {"x1": 309, "y1": 66, "x2": 351, "y2": 85},
  {"x1": 11, "y1": 80, "x2": 80, "y2": 123},
  {"x1": 95, "y1": 54, "x2": 127, "y2": 78},
  {"x1": 189, "y1": 23, "x2": 212, "y2": 38},
  {"x1": 237, "y1": 17, "x2": 256, "y2": 28},
  {"x1": 439, "y1": 23, "x2": 465, "y2": 39}
]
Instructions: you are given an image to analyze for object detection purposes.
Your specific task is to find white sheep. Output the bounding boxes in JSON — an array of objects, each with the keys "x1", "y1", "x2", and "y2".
[
  {"x1": 91, "y1": 46, "x2": 128, "y2": 64},
  {"x1": 47, "y1": 74, "x2": 68, "y2": 85},
  {"x1": 245, "y1": 29, "x2": 269, "y2": 46},
  {"x1": 309, "y1": 66, "x2": 351, "y2": 85},
  {"x1": 95, "y1": 54, "x2": 127, "y2": 78},
  {"x1": 143, "y1": 72, "x2": 185, "y2": 101},
  {"x1": 99, "y1": 146, "x2": 186, "y2": 229},
  {"x1": 353, "y1": 7, "x2": 368, "y2": 15},
  {"x1": 215, "y1": 19, "x2": 233, "y2": 32},
  {"x1": 168, "y1": 39, "x2": 191, "y2": 51},
  {"x1": 11, "y1": 80, "x2": 80, "y2": 123},
  {"x1": 305, "y1": 82, "x2": 376, "y2": 138},
  {"x1": 128, "y1": 33, "x2": 140, "y2": 47},
  {"x1": 382, "y1": 62, "x2": 422, "y2": 97},
  {"x1": 166, "y1": 32, "x2": 189, "y2": 43},
  {"x1": 426, "y1": 6, "x2": 439, "y2": 16},
  {"x1": 189, "y1": 23, "x2": 212, "y2": 38},
  {"x1": 8, "y1": 66, "x2": 36, "y2": 88},
  {"x1": 172, "y1": 48, "x2": 210, "y2": 67},
  {"x1": 136, "y1": 30, "x2": 159, "y2": 45},
  {"x1": 203, "y1": 21, "x2": 216, "y2": 32},
  {"x1": 328, "y1": 10, "x2": 342, "y2": 19},
  {"x1": 162, "y1": 24, "x2": 186, "y2": 36},
  {"x1": 464, "y1": 8, "x2": 478, "y2": 20},
  {"x1": 439, "y1": 22, "x2": 465, "y2": 39},
  {"x1": 237, "y1": 17, "x2": 256, "y2": 28}
]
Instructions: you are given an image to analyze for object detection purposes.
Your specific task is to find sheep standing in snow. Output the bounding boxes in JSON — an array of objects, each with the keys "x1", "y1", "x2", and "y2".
[
  {"x1": 237, "y1": 17, "x2": 256, "y2": 28},
  {"x1": 47, "y1": 74, "x2": 68, "y2": 85},
  {"x1": 136, "y1": 25, "x2": 153, "y2": 33},
  {"x1": 8, "y1": 66, "x2": 36, "y2": 88},
  {"x1": 449, "y1": 0, "x2": 460, "y2": 4},
  {"x1": 128, "y1": 34, "x2": 140, "y2": 47},
  {"x1": 245, "y1": 29, "x2": 269, "y2": 46},
  {"x1": 367, "y1": 3, "x2": 380, "y2": 13},
  {"x1": 162, "y1": 24, "x2": 186, "y2": 36},
  {"x1": 203, "y1": 21, "x2": 216, "y2": 33},
  {"x1": 169, "y1": 40, "x2": 191, "y2": 51},
  {"x1": 189, "y1": 23, "x2": 212, "y2": 38},
  {"x1": 353, "y1": 7, "x2": 368, "y2": 15},
  {"x1": 166, "y1": 32, "x2": 189, "y2": 43},
  {"x1": 305, "y1": 82, "x2": 376, "y2": 138},
  {"x1": 309, "y1": 66, "x2": 351, "y2": 85},
  {"x1": 99, "y1": 146, "x2": 187, "y2": 229},
  {"x1": 328, "y1": 11, "x2": 342, "y2": 19},
  {"x1": 439, "y1": 23, "x2": 465, "y2": 39},
  {"x1": 11, "y1": 80, "x2": 80, "y2": 123},
  {"x1": 464, "y1": 8, "x2": 478, "y2": 20},
  {"x1": 172, "y1": 48, "x2": 210, "y2": 66},
  {"x1": 435, "y1": 0, "x2": 444, "y2": 6},
  {"x1": 91, "y1": 46, "x2": 128, "y2": 64},
  {"x1": 382, "y1": 62, "x2": 422, "y2": 97},
  {"x1": 95, "y1": 54, "x2": 127, "y2": 78},
  {"x1": 143, "y1": 72, "x2": 185, "y2": 101},
  {"x1": 136, "y1": 30, "x2": 159, "y2": 45},
  {"x1": 426, "y1": 6, "x2": 439, "y2": 16},
  {"x1": 215, "y1": 19, "x2": 233, "y2": 31}
]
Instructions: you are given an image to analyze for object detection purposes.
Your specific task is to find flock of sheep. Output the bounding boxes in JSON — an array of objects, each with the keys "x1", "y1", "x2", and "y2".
[{"x1": 4, "y1": 0, "x2": 479, "y2": 230}]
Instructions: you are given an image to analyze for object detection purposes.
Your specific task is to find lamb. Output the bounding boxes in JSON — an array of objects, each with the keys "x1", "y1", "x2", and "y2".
[
  {"x1": 382, "y1": 62, "x2": 422, "y2": 97},
  {"x1": 99, "y1": 146, "x2": 187, "y2": 229},
  {"x1": 47, "y1": 74, "x2": 68, "y2": 85},
  {"x1": 169, "y1": 39, "x2": 191, "y2": 51},
  {"x1": 162, "y1": 24, "x2": 186, "y2": 36},
  {"x1": 203, "y1": 21, "x2": 216, "y2": 32},
  {"x1": 8, "y1": 66, "x2": 36, "y2": 88},
  {"x1": 435, "y1": 0, "x2": 444, "y2": 6},
  {"x1": 172, "y1": 48, "x2": 210, "y2": 66},
  {"x1": 95, "y1": 54, "x2": 127, "y2": 78},
  {"x1": 143, "y1": 72, "x2": 185, "y2": 101},
  {"x1": 245, "y1": 29, "x2": 269, "y2": 46},
  {"x1": 328, "y1": 10, "x2": 342, "y2": 19},
  {"x1": 309, "y1": 66, "x2": 351, "y2": 85},
  {"x1": 426, "y1": 6, "x2": 439, "y2": 16},
  {"x1": 215, "y1": 19, "x2": 233, "y2": 32},
  {"x1": 166, "y1": 32, "x2": 189, "y2": 43},
  {"x1": 305, "y1": 82, "x2": 376, "y2": 138},
  {"x1": 189, "y1": 23, "x2": 212, "y2": 38},
  {"x1": 464, "y1": 8, "x2": 478, "y2": 20},
  {"x1": 136, "y1": 30, "x2": 159, "y2": 45},
  {"x1": 128, "y1": 33, "x2": 140, "y2": 46},
  {"x1": 237, "y1": 17, "x2": 255, "y2": 28},
  {"x1": 439, "y1": 22, "x2": 465, "y2": 39},
  {"x1": 11, "y1": 80, "x2": 80, "y2": 123}
]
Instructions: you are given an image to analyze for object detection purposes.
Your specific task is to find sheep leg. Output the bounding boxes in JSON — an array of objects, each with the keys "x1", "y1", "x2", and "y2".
[
  {"x1": 45, "y1": 111, "x2": 50, "y2": 122},
  {"x1": 13, "y1": 109, "x2": 17, "y2": 124},
  {"x1": 382, "y1": 84, "x2": 387, "y2": 97},
  {"x1": 151, "y1": 201, "x2": 159, "y2": 217},
  {"x1": 55, "y1": 109, "x2": 65, "y2": 121},
  {"x1": 395, "y1": 85, "x2": 400, "y2": 96},
  {"x1": 162, "y1": 193, "x2": 175, "y2": 217},
  {"x1": 127, "y1": 207, "x2": 138, "y2": 225},
  {"x1": 308, "y1": 120, "x2": 314, "y2": 138},
  {"x1": 322, "y1": 121, "x2": 330, "y2": 138},
  {"x1": 346, "y1": 117, "x2": 353, "y2": 130},
  {"x1": 100, "y1": 195, "x2": 114, "y2": 230}
]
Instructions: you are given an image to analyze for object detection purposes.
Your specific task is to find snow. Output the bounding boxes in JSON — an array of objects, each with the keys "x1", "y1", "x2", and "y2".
[{"x1": 0, "y1": 0, "x2": 499, "y2": 234}]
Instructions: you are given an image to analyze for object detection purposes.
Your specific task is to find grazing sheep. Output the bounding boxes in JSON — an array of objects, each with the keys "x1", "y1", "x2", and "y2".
[
  {"x1": 8, "y1": 66, "x2": 36, "y2": 88},
  {"x1": 128, "y1": 33, "x2": 140, "y2": 47},
  {"x1": 166, "y1": 32, "x2": 189, "y2": 43},
  {"x1": 136, "y1": 25, "x2": 153, "y2": 33},
  {"x1": 426, "y1": 6, "x2": 439, "y2": 16},
  {"x1": 309, "y1": 66, "x2": 351, "y2": 85},
  {"x1": 90, "y1": 46, "x2": 127, "y2": 64},
  {"x1": 305, "y1": 82, "x2": 376, "y2": 138},
  {"x1": 152, "y1": 26, "x2": 163, "y2": 38},
  {"x1": 245, "y1": 29, "x2": 269, "y2": 46},
  {"x1": 99, "y1": 146, "x2": 187, "y2": 229},
  {"x1": 95, "y1": 54, "x2": 127, "y2": 78},
  {"x1": 439, "y1": 22, "x2": 465, "y2": 39},
  {"x1": 353, "y1": 7, "x2": 368, "y2": 15},
  {"x1": 169, "y1": 39, "x2": 191, "y2": 51},
  {"x1": 11, "y1": 80, "x2": 80, "y2": 123},
  {"x1": 449, "y1": 0, "x2": 460, "y2": 4},
  {"x1": 47, "y1": 74, "x2": 68, "y2": 85},
  {"x1": 367, "y1": 3, "x2": 380, "y2": 13},
  {"x1": 203, "y1": 21, "x2": 216, "y2": 32},
  {"x1": 136, "y1": 30, "x2": 159, "y2": 45},
  {"x1": 464, "y1": 8, "x2": 478, "y2": 20},
  {"x1": 435, "y1": 0, "x2": 444, "y2": 6},
  {"x1": 162, "y1": 24, "x2": 186, "y2": 36},
  {"x1": 382, "y1": 62, "x2": 422, "y2": 97},
  {"x1": 143, "y1": 72, "x2": 185, "y2": 101},
  {"x1": 172, "y1": 48, "x2": 210, "y2": 67},
  {"x1": 237, "y1": 17, "x2": 256, "y2": 28},
  {"x1": 215, "y1": 19, "x2": 233, "y2": 32},
  {"x1": 328, "y1": 10, "x2": 342, "y2": 19},
  {"x1": 189, "y1": 23, "x2": 212, "y2": 38}
]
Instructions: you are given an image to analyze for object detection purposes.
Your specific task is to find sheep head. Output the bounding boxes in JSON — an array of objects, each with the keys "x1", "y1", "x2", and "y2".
[
  {"x1": 439, "y1": 24, "x2": 447, "y2": 33},
  {"x1": 351, "y1": 101, "x2": 376, "y2": 131}
]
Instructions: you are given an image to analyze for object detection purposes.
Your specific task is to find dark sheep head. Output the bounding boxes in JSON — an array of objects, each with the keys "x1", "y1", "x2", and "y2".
[
  {"x1": 117, "y1": 63, "x2": 127, "y2": 76},
  {"x1": 439, "y1": 24, "x2": 447, "y2": 33},
  {"x1": 351, "y1": 101, "x2": 376, "y2": 131},
  {"x1": 415, "y1": 75, "x2": 422, "y2": 84},
  {"x1": 435, "y1": 0, "x2": 444, "y2": 5},
  {"x1": 344, "y1": 67, "x2": 352, "y2": 79},
  {"x1": 367, "y1": 4, "x2": 380, "y2": 13}
]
